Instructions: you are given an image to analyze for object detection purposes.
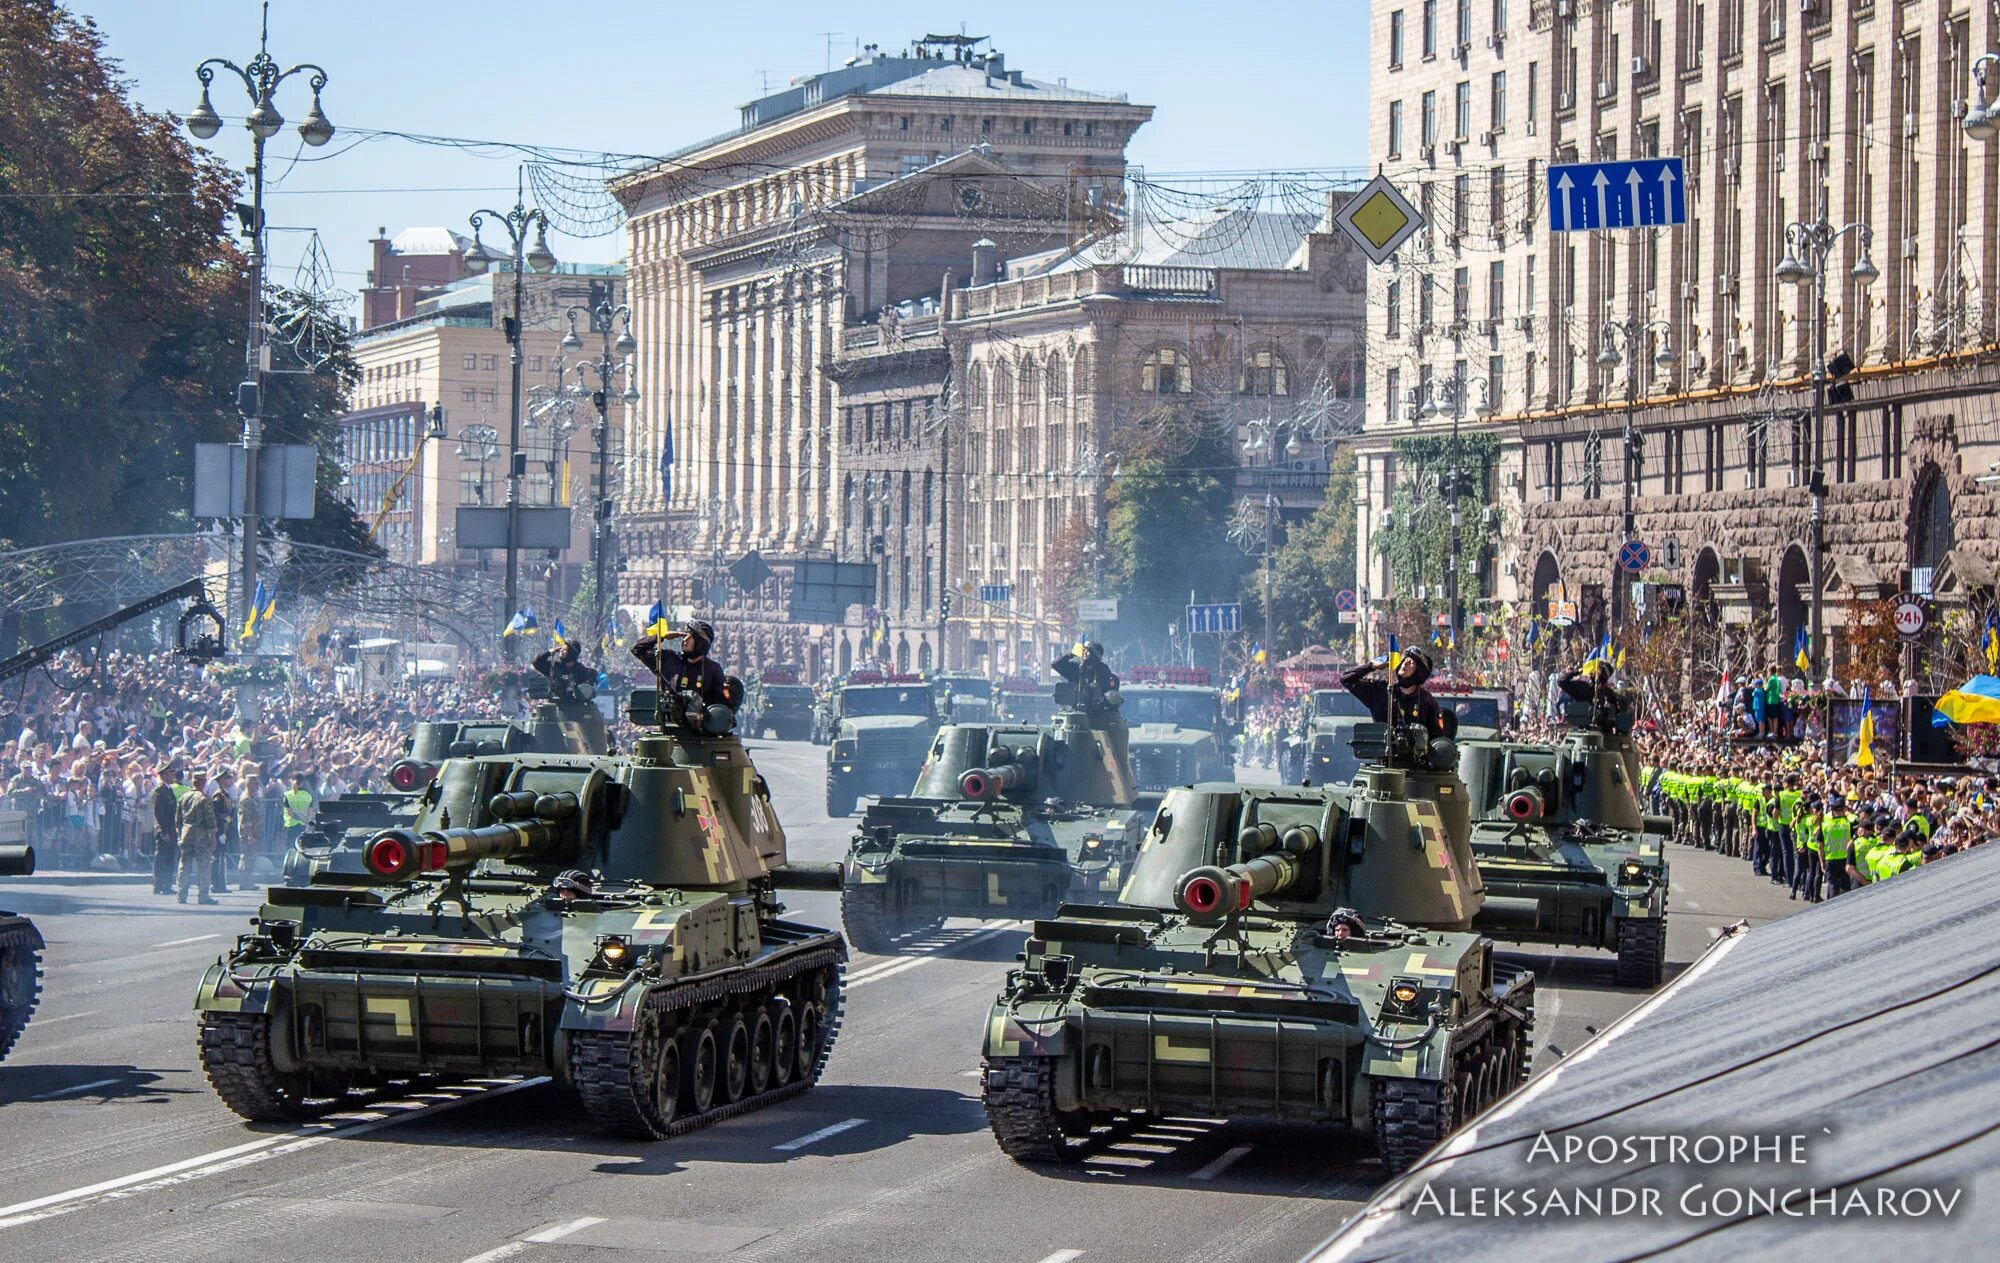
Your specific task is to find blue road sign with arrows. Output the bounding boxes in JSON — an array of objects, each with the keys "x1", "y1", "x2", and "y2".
[
  {"x1": 1187, "y1": 603, "x2": 1242, "y2": 635},
  {"x1": 1547, "y1": 158, "x2": 1685, "y2": 232}
]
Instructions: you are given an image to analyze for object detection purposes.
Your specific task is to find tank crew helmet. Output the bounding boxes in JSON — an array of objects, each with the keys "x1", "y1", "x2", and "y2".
[
  {"x1": 552, "y1": 869, "x2": 594, "y2": 899},
  {"x1": 1395, "y1": 648, "x2": 1433, "y2": 687},
  {"x1": 1084, "y1": 641, "x2": 1104, "y2": 660},
  {"x1": 680, "y1": 620, "x2": 715, "y2": 659}
]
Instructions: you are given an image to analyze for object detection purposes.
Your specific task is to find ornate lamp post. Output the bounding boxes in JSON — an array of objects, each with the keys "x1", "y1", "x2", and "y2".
[
  {"x1": 1595, "y1": 317, "x2": 1677, "y2": 633},
  {"x1": 1420, "y1": 373, "x2": 1493, "y2": 656},
  {"x1": 560, "y1": 299, "x2": 638, "y2": 647}
]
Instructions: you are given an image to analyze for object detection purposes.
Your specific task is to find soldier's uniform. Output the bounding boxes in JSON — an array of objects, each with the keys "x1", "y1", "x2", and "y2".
[
  {"x1": 176, "y1": 777, "x2": 218, "y2": 904},
  {"x1": 236, "y1": 786, "x2": 264, "y2": 874}
]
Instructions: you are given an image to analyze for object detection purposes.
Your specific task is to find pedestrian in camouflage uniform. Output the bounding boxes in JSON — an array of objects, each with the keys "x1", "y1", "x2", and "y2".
[
  {"x1": 236, "y1": 772, "x2": 264, "y2": 879},
  {"x1": 176, "y1": 769, "x2": 218, "y2": 905}
]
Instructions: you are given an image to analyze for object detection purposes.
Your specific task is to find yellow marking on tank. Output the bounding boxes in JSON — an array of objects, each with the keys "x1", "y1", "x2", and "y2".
[
  {"x1": 1153, "y1": 1035, "x2": 1211, "y2": 1064},
  {"x1": 364, "y1": 997, "x2": 414, "y2": 1037},
  {"x1": 632, "y1": 907, "x2": 679, "y2": 929},
  {"x1": 987, "y1": 873, "x2": 1008, "y2": 907}
]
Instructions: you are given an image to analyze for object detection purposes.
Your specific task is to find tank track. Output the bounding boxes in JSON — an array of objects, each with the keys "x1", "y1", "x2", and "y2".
[
  {"x1": 1372, "y1": 976, "x2": 1536, "y2": 1173},
  {"x1": 841, "y1": 885, "x2": 895, "y2": 955},
  {"x1": 197, "y1": 1010, "x2": 355, "y2": 1121},
  {"x1": 0, "y1": 919, "x2": 45, "y2": 1063},
  {"x1": 982, "y1": 1055, "x2": 1092, "y2": 1163},
  {"x1": 571, "y1": 941, "x2": 844, "y2": 1140},
  {"x1": 1614, "y1": 918, "x2": 1667, "y2": 988}
]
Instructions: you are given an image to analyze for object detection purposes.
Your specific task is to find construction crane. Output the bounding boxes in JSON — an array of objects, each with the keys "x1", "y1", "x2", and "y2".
[{"x1": 299, "y1": 404, "x2": 446, "y2": 665}]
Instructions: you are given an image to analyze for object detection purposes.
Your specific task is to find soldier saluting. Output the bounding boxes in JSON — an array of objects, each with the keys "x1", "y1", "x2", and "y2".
[
  {"x1": 531, "y1": 638, "x2": 598, "y2": 696},
  {"x1": 631, "y1": 619, "x2": 734, "y2": 708},
  {"x1": 1341, "y1": 647, "x2": 1450, "y2": 737}
]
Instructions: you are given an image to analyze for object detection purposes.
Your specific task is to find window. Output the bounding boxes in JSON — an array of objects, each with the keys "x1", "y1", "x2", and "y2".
[
  {"x1": 1525, "y1": 253, "x2": 1536, "y2": 313},
  {"x1": 1488, "y1": 165, "x2": 1506, "y2": 225},
  {"x1": 1387, "y1": 279, "x2": 1403, "y2": 337},
  {"x1": 1389, "y1": 100, "x2": 1405, "y2": 156},
  {"x1": 1456, "y1": 0, "x2": 1470, "y2": 49},
  {"x1": 902, "y1": 153, "x2": 927, "y2": 176},
  {"x1": 1022, "y1": 119, "x2": 1034, "y2": 135},
  {"x1": 1453, "y1": 267, "x2": 1470, "y2": 322},
  {"x1": 1453, "y1": 174, "x2": 1470, "y2": 233},
  {"x1": 1419, "y1": 274, "x2": 1436, "y2": 327},
  {"x1": 480, "y1": 389, "x2": 496, "y2": 404},
  {"x1": 1389, "y1": 10, "x2": 1405, "y2": 67},
  {"x1": 1421, "y1": 91, "x2": 1436, "y2": 147},
  {"x1": 1455, "y1": 81, "x2": 1471, "y2": 138},
  {"x1": 1241, "y1": 349, "x2": 1290, "y2": 397},
  {"x1": 462, "y1": 354, "x2": 477, "y2": 371},
  {"x1": 1422, "y1": 0, "x2": 1437, "y2": 56},
  {"x1": 1490, "y1": 71, "x2": 1507, "y2": 128},
  {"x1": 482, "y1": 355, "x2": 497, "y2": 371},
  {"x1": 1491, "y1": 0, "x2": 1507, "y2": 31},
  {"x1": 1488, "y1": 261, "x2": 1505, "y2": 321},
  {"x1": 1387, "y1": 367, "x2": 1402, "y2": 423},
  {"x1": 460, "y1": 387, "x2": 476, "y2": 403},
  {"x1": 940, "y1": 115, "x2": 953, "y2": 132},
  {"x1": 1140, "y1": 348, "x2": 1192, "y2": 395},
  {"x1": 899, "y1": 115, "x2": 911, "y2": 130},
  {"x1": 528, "y1": 356, "x2": 542, "y2": 372},
  {"x1": 1527, "y1": 60, "x2": 1539, "y2": 122},
  {"x1": 1487, "y1": 355, "x2": 1503, "y2": 407}
]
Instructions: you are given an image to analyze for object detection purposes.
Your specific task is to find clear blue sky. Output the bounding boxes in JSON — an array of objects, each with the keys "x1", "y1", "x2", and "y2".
[{"x1": 75, "y1": 0, "x2": 1373, "y2": 303}]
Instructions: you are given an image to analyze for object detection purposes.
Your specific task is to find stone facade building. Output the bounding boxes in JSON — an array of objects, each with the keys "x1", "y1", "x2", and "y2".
[
  {"x1": 610, "y1": 38, "x2": 1152, "y2": 670},
  {"x1": 1360, "y1": 0, "x2": 2000, "y2": 685},
  {"x1": 340, "y1": 254, "x2": 627, "y2": 618}
]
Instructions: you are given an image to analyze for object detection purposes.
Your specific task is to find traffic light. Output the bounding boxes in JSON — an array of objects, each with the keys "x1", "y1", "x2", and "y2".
[{"x1": 940, "y1": 594, "x2": 952, "y2": 617}]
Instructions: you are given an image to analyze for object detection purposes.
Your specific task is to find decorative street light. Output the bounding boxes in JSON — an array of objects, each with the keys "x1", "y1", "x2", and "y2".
[
  {"x1": 456, "y1": 424, "x2": 501, "y2": 507},
  {"x1": 185, "y1": 3, "x2": 332, "y2": 644},
  {"x1": 559, "y1": 297, "x2": 638, "y2": 647},
  {"x1": 1419, "y1": 372, "x2": 1493, "y2": 656},
  {"x1": 1962, "y1": 53, "x2": 2000, "y2": 141},
  {"x1": 1776, "y1": 201, "x2": 1876, "y2": 765},
  {"x1": 463, "y1": 173, "x2": 557, "y2": 658},
  {"x1": 1597, "y1": 315, "x2": 1677, "y2": 633}
]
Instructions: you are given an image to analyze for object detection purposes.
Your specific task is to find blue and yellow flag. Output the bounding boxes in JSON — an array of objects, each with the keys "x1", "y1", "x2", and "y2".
[
  {"x1": 1984, "y1": 610, "x2": 1999, "y2": 673},
  {"x1": 240, "y1": 579, "x2": 268, "y2": 640},
  {"x1": 1585, "y1": 629, "x2": 1612, "y2": 665},
  {"x1": 644, "y1": 600, "x2": 669, "y2": 639},
  {"x1": 1615, "y1": 645, "x2": 1627, "y2": 671},
  {"x1": 551, "y1": 618, "x2": 569, "y2": 649},
  {"x1": 1794, "y1": 625, "x2": 1811, "y2": 674},
  {"x1": 1524, "y1": 621, "x2": 1540, "y2": 650},
  {"x1": 503, "y1": 605, "x2": 538, "y2": 637},
  {"x1": 1857, "y1": 688, "x2": 1877, "y2": 768}
]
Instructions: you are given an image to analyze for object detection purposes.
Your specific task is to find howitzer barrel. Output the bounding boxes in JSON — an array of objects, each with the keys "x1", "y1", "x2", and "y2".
[
  {"x1": 362, "y1": 793, "x2": 580, "y2": 880},
  {"x1": 0, "y1": 844, "x2": 34, "y2": 877},
  {"x1": 769, "y1": 861, "x2": 844, "y2": 892},
  {"x1": 960, "y1": 763, "x2": 1030, "y2": 799},
  {"x1": 1504, "y1": 786, "x2": 1547, "y2": 821},
  {"x1": 1176, "y1": 853, "x2": 1306, "y2": 918}
]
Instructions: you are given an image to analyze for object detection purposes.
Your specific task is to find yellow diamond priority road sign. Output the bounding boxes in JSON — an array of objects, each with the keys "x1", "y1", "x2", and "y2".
[{"x1": 1332, "y1": 174, "x2": 1425, "y2": 265}]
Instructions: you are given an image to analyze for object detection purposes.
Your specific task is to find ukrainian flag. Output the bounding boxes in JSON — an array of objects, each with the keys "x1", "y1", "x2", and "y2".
[
  {"x1": 1984, "y1": 611, "x2": 1999, "y2": 673},
  {"x1": 1933, "y1": 675, "x2": 2000, "y2": 726},
  {"x1": 503, "y1": 605, "x2": 538, "y2": 637},
  {"x1": 644, "y1": 600, "x2": 669, "y2": 639},
  {"x1": 551, "y1": 618, "x2": 569, "y2": 649},
  {"x1": 1857, "y1": 688, "x2": 1877, "y2": 768},
  {"x1": 240, "y1": 579, "x2": 268, "y2": 640},
  {"x1": 1387, "y1": 633, "x2": 1401, "y2": 673},
  {"x1": 1585, "y1": 629, "x2": 1611, "y2": 665},
  {"x1": 1793, "y1": 626, "x2": 1811, "y2": 673}
]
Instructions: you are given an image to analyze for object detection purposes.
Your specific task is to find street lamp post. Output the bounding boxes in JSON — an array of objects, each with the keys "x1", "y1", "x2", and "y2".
[
  {"x1": 1777, "y1": 199, "x2": 1876, "y2": 766},
  {"x1": 559, "y1": 300, "x2": 638, "y2": 648},
  {"x1": 1420, "y1": 373, "x2": 1492, "y2": 657},
  {"x1": 460, "y1": 180, "x2": 558, "y2": 658},
  {"x1": 1595, "y1": 316, "x2": 1677, "y2": 634},
  {"x1": 185, "y1": 8, "x2": 333, "y2": 640}
]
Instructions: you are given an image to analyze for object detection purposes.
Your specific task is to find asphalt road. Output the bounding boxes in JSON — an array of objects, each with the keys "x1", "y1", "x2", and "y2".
[{"x1": 0, "y1": 741, "x2": 1805, "y2": 1263}]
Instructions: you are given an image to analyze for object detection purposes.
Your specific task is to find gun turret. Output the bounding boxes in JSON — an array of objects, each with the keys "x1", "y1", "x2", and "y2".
[
  {"x1": 1174, "y1": 821, "x2": 1323, "y2": 920},
  {"x1": 960, "y1": 758, "x2": 1034, "y2": 799},
  {"x1": 1503, "y1": 786, "x2": 1547, "y2": 822},
  {"x1": 0, "y1": 844, "x2": 34, "y2": 877},
  {"x1": 361, "y1": 790, "x2": 584, "y2": 881}
]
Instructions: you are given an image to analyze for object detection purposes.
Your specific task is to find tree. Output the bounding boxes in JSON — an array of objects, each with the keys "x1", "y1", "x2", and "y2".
[
  {"x1": 1102, "y1": 430, "x2": 1246, "y2": 660},
  {"x1": 1250, "y1": 449, "x2": 1358, "y2": 654},
  {"x1": 1040, "y1": 511, "x2": 1100, "y2": 629},
  {"x1": 0, "y1": 1, "x2": 242, "y2": 547}
]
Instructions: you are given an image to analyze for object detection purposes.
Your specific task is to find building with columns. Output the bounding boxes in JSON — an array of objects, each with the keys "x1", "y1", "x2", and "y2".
[
  {"x1": 1361, "y1": 0, "x2": 2000, "y2": 692},
  {"x1": 611, "y1": 37, "x2": 1152, "y2": 671}
]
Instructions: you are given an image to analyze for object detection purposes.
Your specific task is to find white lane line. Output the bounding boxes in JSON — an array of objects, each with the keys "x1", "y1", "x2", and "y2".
[
  {"x1": 773, "y1": 1117, "x2": 866, "y2": 1152},
  {"x1": 27, "y1": 1078, "x2": 122, "y2": 1101},
  {"x1": 524, "y1": 1216, "x2": 607, "y2": 1244},
  {"x1": 1034, "y1": 1251, "x2": 1086, "y2": 1263},
  {"x1": 151, "y1": 934, "x2": 222, "y2": 948},
  {"x1": 848, "y1": 923, "x2": 1022, "y2": 989},
  {"x1": 456, "y1": 1243, "x2": 530, "y2": 1263},
  {"x1": 1188, "y1": 1144, "x2": 1253, "y2": 1182},
  {"x1": 0, "y1": 1076, "x2": 549, "y2": 1230},
  {"x1": 24, "y1": 1011, "x2": 98, "y2": 1028}
]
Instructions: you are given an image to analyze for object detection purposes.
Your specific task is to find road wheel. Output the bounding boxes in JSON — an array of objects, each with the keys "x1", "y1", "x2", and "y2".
[
  {"x1": 573, "y1": 1003, "x2": 683, "y2": 1138},
  {"x1": 769, "y1": 1001, "x2": 797, "y2": 1088},
  {"x1": 717, "y1": 1012, "x2": 750, "y2": 1105},
  {"x1": 682, "y1": 1021, "x2": 719, "y2": 1115},
  {"x1": 747, "y1": 1007, "x2": 775, "y2": 1096}
]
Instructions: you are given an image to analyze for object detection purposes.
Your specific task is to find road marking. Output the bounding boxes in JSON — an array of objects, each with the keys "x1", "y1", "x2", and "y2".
[
  {"x1": 0, "y1": 1076, "x2": 549, "y2": 1230},
  {"x1": 25, "y1": 1010, "x2": 98, "y2": 1028},
  {"x1": 27, "y1": 1078, "x2": 122, "y2": 1101},
  {"x1": 1034, "y1": 1251, "x2": 1086, "y2": 1263},
  {"x1": 773, "y1": 1117, "x2": 866, "y2": 1151},
  {"x1": 152, "y1": 933, "x2": 222, "y2": 948},
  {"x1": 1188, "y1": 1145, "x2": 1253, "y2": 1181},
  {"x1": 848, "y1": 923, "x2": 1021, "y2": 989},
  {"x1": 523, "y1": 1216, "x2": 607, "y2": 1244}
]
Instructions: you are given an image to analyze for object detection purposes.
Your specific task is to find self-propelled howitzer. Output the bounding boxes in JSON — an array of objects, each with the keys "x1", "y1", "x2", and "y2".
[
  {"x1": 0, "y1": 835, "x2": 43, "y2": 1062},
  {"x1": 979, "y1": 772, "x2": 1533, "y2": 1173},
  {"x1": 195, "y1": 686, "x2": 846, "y2": 1139}
]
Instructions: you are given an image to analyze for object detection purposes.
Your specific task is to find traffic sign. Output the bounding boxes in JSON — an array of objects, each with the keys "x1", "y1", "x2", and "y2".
[
  {"x1": 728, "y1": 549, "x2": 774, "y2": 591},
  {"x1": 978, "y1": 584, "x2": 1013, "y2": 604},
  {"x1": 1891, "y1": 593, "x2": 1928, "y2": 640},
  {"x1": 1334, "y1": 588, "x2": 1357, "y2": 613},
  {"x1": 1548, "y1": 158, "x2": 1685, "y2": 233},
  {"x1": 1186, "y1": 602, "x2": 1242, "y2": 635},
  {"x1": 1337, "y1": 611, "x2": 1359, "y2": 625},
  {"x1": 1617, "y1": 539, "x2": 1652, "y2": 573},
  {"x1": 1077, "y1": 597, "x2": 1119, "y2": 622},
  {"x1": 1329, "y1": 173, "x2": 1425, "y2": 264},
  {"x1": 1661, "y1": 538, "x2": 1682, "y2": 567}
]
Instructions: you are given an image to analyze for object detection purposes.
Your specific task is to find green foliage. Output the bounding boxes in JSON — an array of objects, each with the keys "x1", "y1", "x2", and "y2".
[
  {"x1": 1374, "y1": 433, "x2": 1503, "y2": 602},
  {"x1": 1103, "y1": 432, "x2": 1246, "y2": 658},
  {"x1": 1249, "y1": 449, "x2": 1358, "y2": 653}
]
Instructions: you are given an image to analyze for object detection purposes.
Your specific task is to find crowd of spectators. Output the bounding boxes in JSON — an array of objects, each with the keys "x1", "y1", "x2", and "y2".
[{"x1": 0, "y1": 649, "x2": 509, "y2": 877}]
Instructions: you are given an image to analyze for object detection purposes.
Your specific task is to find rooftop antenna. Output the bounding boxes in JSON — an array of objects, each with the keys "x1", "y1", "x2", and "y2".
[
  {"x1": 756, "y1": 68, "x2": 774, "y2": 92},
  {"x1": 816, "y1": 32, "x2": 844, "y2": 73}
]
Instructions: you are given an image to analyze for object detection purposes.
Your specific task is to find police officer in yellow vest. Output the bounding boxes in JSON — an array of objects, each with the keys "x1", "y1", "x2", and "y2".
[
  {"x1": 281, "y1": 774, "x2": 314, "y2": 847},
  {"x1": 1790, "y1": 793, "x2": 1822, "y2": 903},
  {"x1": 1819, "y1": 794, "x2": 1856, "y2": 898}
]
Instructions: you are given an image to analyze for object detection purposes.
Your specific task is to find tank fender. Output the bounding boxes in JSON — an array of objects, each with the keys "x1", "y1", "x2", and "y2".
[
  {"x1": 193, "y1": 960, "x2": 281, "y2": 1017},
  {"x1": 559, "y1": 978, "x2": 650, "y2": 1034},
  {"x1": 981, "y1": 999, "x2": 1071, "y2": 1062},
  {"x1": 1613, "y1": 889, "x2": 1664, "y2": 919}
]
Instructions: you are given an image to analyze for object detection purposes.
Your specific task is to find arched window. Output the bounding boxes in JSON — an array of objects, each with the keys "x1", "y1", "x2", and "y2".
[
  {"x1": 1073, "y1": 346, "x2": 1094, "y2": 397},
  {"x1": 1019, "y1": 356, "x2": 1041, "y2": 426},
  {"x1": 1913, "y1": 466, "x2": 1954, "y2": 575},
  {"x1": 1240, "y1": 349, "x2": 1291, "y2": 397},
  {"x1": 992, "y1": 361, "x2": 1014, "y2": 422},
  {"x1": 969, "y1": 362, "x2": 987, "y2": 421},
  {"x1": 900, "y1": 471, "x2": 912, "y2": 526},
  {"x1": 1047, "y1": 355, "x2": 1068, "y2": 423},
  {"x1": 1140, "y1": 347, "x2": 1192, "y2": 395}
]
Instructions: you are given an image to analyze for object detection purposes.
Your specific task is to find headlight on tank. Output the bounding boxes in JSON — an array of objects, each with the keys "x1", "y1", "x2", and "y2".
[
  {"x1": 1380, "y1": 975, "x2": 1430, "y2": 1022},
  {"x1": 593, "y1": 934, "x2": 635, "y2": 970},
  {"x1": 1618, "y1": 859, "x2": 1650, "y2": 885},
  {"x1": 1083, "y1": 835, "x2": 1104, "y2": 849}
]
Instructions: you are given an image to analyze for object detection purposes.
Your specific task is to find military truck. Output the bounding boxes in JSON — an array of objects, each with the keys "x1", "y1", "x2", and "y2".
[
  {"x1": 1458, "y1": 723, "x2": 1669, "y2": 986},
  {"x1": 1120, "y1": 667, "x2": 1237, "y2": 808},
  {"x1": 978, "y1": 730, "x2": 1535, "y2": 1173},
  {"x1": 1429, "y1": 685, "x2": 1515, "y2": 740},
  {"x1": 195, "y1": 685, "x2": 846, "y2": 1138},
  {"x1": 996, "y1": 678, "x2": 1058, "y2": 725},
  {"x1": 1280, "y1": 687, "x2": 1375, "y2": 785},
  {"x1": 933, "y1": 672, "x2": 997, "y2": 724},
  {"x1": 824, "y1": 673, "x2": 945, "y2": 816},
  {"x1": 0, "y1": 815, "x2": 41, "y2": 1062},
  {"x1": 841, "y1": 709, "x2": 1145, "y2": 952},
  {"x1": 742, "y1": 667, "x2": 816, "y2": 742}
]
